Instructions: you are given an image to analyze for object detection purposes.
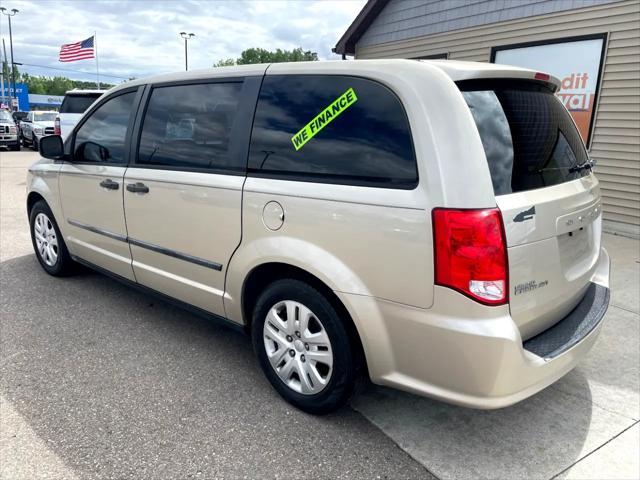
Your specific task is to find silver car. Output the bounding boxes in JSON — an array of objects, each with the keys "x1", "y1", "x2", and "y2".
[{"x1": 27, "y1": 60, "x2": 610, "y2": 414}]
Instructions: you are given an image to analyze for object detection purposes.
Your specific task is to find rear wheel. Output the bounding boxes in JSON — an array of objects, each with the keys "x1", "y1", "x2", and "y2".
[
  {"x1": 252, "y1": 279, "x2": 360, "y2": 414},
  {"x1": 29, "y1": 200, "x2": 76, "y2": 276}
]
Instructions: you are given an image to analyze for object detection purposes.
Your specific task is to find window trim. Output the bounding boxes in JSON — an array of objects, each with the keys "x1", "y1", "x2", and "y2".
[
  {"x1": 246, "y1": 74, "x2": 419, "y2": 190},
  {"x1": 410, "y1": 53, "x2": 448, "y2": 60},
  {"x1": 68, "y1": 86, "x2": 143, "y2": 167},
  {"x1": 130, "y1": 76, "x2": 262, "y2": 176}
]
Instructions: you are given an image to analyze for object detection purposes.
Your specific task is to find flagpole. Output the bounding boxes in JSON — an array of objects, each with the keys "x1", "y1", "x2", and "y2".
[{"x1": 94, "y1": 31, "x2": 100, "y2": 89}]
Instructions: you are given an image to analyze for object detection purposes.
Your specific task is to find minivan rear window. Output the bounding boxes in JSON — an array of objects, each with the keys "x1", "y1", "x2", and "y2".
[
  {"x1": 60, "y1": 94, "x2": 102, "y2": 114},
  {"x1": 460, "y1": 81, "x2": 590, "y2": 195}
]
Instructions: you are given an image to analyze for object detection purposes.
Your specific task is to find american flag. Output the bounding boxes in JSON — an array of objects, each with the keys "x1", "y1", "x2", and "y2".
[{"x1": 59, "y1": 36, "x2": 95, "y2": 62}]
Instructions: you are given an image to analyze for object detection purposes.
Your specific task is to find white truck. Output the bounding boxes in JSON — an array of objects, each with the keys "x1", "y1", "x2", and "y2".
[
  {"x1": 20, "y1": 111, "x2": 57, "y2": 151},
  {"x1": 55, "y1": 89, "x2": 106, "y2": 140}
]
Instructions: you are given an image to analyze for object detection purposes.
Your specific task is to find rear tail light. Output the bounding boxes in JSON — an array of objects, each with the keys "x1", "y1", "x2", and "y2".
[
  {"x1": 432, "y1": 208, "x2": 508, "y2": 305},
  {"x1": 54, "y1": 117, "x2": 61, "y2": 136}
]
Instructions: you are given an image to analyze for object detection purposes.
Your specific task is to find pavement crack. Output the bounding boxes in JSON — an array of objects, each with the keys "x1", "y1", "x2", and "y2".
[
  {"x1": 609, "y1": 302, "x2": 640, "y2": 316},
  {"x1": 549, "y1": 419, "x2": 639, "y2": 479},
  {"x1": 550, "y1": 385, "x2": 639, "y2": 422}
]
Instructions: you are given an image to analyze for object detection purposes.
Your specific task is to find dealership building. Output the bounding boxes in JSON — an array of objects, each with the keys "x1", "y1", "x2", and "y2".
[{"x1": 335, "y1": 0, "x2": 639, "y2": 236}]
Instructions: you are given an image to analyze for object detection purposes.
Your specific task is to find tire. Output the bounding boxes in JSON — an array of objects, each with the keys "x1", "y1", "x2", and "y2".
[
  {"x1": 31, "y1": 134, "x2": 38, "y2": 151},
  {"x1": 252, "y1": 278, "x2": 360, "y2": 414},
  {"x1": 10, "y1": 142, "x2": 20, "y2": 151},
  {"x1": 29, "y1": 200, "x2": 76, "y2": 276}
]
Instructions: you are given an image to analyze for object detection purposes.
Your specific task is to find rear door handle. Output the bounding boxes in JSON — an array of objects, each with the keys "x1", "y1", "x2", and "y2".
[
  {"x1": 126, "y1": 182, "x2": 149, "y2": 194},
  {"x1": 99, "y1": 179, "x2": 119, "y2": 190}
]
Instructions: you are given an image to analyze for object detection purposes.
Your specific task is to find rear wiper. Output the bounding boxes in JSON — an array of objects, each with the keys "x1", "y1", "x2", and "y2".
[{"x1": 568, "y1": 158, "x2": 596, "y2": 174}]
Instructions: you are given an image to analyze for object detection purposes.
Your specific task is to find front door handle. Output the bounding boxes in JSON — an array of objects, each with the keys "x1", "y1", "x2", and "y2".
[
  {"x1": 99, "y1": 179, "x2": 119, "y2": 190},
  {"x1": 126, "y1": 182, "x2": 149, "y2": 194}
]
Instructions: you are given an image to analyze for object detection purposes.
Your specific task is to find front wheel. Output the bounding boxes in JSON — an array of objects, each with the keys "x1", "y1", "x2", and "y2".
[
  {"x1": 29, "y1": 200, "x2": 76, "y2": 276},
  {"x1": 252, "y1": 279, "x2": 360, "y2": 414},
  {"x1": 31, "y1": 134, "x2": 38, "y2": 151}
]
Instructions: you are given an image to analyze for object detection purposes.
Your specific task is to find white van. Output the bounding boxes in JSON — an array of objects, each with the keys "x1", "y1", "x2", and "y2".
[{"x1": 29, "y1": 60, "x2": 610, "y2": 414}]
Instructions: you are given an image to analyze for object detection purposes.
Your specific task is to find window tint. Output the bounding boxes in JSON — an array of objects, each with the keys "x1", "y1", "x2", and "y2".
[
  {"x1": 60, "y1": 94, "x2": 102, "y2": 114},
  {"x1": 74, "y1": 91, "x2": 137, "y2": 164},
  {"x1": 461, "y1": 82, "x2": 590, "y2": 195},
  {"x1": 137, "y1": 82, "x2": 243, "y2": 172},
  {"x1": 248, "y1": 75, "x2": 417, "y2": 188}
]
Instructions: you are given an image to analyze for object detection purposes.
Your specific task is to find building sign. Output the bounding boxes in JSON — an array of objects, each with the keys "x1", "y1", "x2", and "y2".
[
  {"x1": 29, "y1": 94, "x2": 64, "y2": 107},
  {"x1": 0, "y1": 82, "x2": 30, "y2": 111},
  {"x1": 491, "y1": 34, "x2": 607, "y2": 147}
]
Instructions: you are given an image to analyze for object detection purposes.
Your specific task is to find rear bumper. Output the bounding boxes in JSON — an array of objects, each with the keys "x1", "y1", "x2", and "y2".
[{"x1": 337, "y1": 247, "x2": 610, "y2": 409}]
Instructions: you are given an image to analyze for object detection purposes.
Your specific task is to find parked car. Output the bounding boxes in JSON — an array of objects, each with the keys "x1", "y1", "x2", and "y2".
[
  {"x1": 21, "y1": 111, "x2": 57, "y2": 151},
  {"x1": 0, "y1": 109, "x2": 20, "y2": 150},
  {"x1": 55, "y1": 89, "x2": 106, "y2": 140},
  {"x1": 11, "y1": 110, "x2": 28, "y2": 139},
  {"x1": 27, "y1": 60, "x2": 610, "y2": 414}
]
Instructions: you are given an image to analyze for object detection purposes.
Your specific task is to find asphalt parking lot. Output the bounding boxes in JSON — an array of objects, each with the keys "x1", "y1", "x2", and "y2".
[{"x1": 1, "y1": 150, "x2": 639, "y2": 479}]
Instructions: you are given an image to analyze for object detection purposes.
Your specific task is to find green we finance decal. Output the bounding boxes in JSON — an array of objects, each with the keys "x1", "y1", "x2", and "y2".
[{"x1": 291, "y1": 87, "x2": 358, "y2": 151}]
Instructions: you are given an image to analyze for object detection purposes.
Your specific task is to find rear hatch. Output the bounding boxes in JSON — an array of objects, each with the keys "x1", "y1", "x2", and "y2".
[{"x1": 460, "y1": 79, "x2": 602, "y2": 339}]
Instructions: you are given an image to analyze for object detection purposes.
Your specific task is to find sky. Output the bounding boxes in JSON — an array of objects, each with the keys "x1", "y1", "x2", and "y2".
[{"x1": 0, "y1": 0, "x2": 366, "y2": 84}]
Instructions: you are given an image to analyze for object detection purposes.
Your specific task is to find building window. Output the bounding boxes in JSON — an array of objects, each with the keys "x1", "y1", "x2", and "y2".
[{"x1": 491, "y1": 34, "x2": 607, "y2": 148}]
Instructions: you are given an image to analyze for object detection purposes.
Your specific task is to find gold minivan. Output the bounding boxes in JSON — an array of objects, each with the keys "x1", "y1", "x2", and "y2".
[{"x1": 28, "y1": 60, "x2": 610, "y2": 414}]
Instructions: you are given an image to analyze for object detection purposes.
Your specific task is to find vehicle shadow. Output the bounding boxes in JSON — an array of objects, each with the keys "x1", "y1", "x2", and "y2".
[
  {"x1": 0, "y1": 254, "x2": 430, "y2": 479},
  {"x1": 351, "y1": 349, "x2": 613, "y2": 480}
]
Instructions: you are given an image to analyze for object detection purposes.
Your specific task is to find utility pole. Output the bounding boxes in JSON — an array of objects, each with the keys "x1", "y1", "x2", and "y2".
[
  {"x1": 0, "y1": 39, "x2": 5, "y2": 108},
  {"x1": 179, "y1": 32, "x2": 195, "y2": 71},
  {"x1": 0, "y1": 7, "x2": 19, "y2": 111}
]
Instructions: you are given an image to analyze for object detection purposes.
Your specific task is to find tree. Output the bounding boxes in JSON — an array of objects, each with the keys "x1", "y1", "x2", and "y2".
[
  {"x1": 214, "y1": 58, "x2": 236, "y2": 68},
  {"x1": 2, "y1": 60, "x2": 20, "y2": 83},
  {"x1": 214, "y1": 47, "x2": 318, "y2": 67},
  {"x1": 18, "y1": 73, "x2": 114, "y2": 95}
]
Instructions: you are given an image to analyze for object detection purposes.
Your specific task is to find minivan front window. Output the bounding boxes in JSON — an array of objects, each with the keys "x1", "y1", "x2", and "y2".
[{"x1": 461, "y1": 81, "x2": 590, "y2": 195}]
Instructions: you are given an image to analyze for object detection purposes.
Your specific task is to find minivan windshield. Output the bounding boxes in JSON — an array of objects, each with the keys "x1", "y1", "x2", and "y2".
[
  {"x1": 60, "y1": 94, "x2": 102, "y2": 114},
  {"x1": 460, "y1": 81, "x2": 590, "y2": 195}
]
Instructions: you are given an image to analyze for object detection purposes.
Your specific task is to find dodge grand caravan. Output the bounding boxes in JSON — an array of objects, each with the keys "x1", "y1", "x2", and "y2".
[{"x1": 28, "y1": 60, "x2": 610, "y2": 414}]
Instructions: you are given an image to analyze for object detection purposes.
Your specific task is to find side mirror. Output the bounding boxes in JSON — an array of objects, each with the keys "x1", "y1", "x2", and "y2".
[
  {"x1": 39, "y1": 135, "x2": 65, "y2": 160},
  {"x1": 78, "y1": 141, "x2": 110, "y2": 162}
]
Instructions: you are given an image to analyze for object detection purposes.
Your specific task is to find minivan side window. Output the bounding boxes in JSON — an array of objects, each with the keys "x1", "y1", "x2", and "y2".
[
  {"x1": 137, "y1": 82, "x2": 243, "y2": 172},
  {"x1": 248, "y1": 75, "x2": 417, "y2": 188},
  {"x1": 73, "y1": 91, "x2": 137, "y2": 164}
]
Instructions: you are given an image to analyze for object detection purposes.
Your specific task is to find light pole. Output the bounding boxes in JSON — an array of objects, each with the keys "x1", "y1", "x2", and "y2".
[
  {"x1": 0, "y1": 7, "x2": 19, "y2": 110},
  {"x1": 179, "y1": 32, "x2": 195, "y2": 71}
]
